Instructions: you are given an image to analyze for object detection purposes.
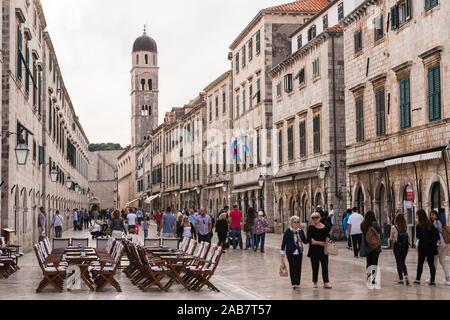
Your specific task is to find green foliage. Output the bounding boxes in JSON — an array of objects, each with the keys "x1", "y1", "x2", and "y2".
[{"x1": 88, "y1": 143, "x2": 123, "y2": 152}]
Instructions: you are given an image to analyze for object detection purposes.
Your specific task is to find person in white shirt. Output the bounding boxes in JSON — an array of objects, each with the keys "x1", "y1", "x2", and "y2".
[
  {"x1": 127, "y1": 227, "x2": 140, "y2": 245},
  {"x1": 90, "y1": 223, "x2": 106, "y2": 239},
  {"x1": 136, "y1": 209, "x2": 143, "y2": 226},
  {"x1": 51, "y1": 210, "x2": 64, "y2": 238},
  {"x1": 348, "y1": 207, "x2": 364, "y2": 258},
  {"x1": 329, "y1": 204, "x2": 335, "y2": 226},
  {"x1": 127, "y1": 209, "x2": 137, "y2": 229}
]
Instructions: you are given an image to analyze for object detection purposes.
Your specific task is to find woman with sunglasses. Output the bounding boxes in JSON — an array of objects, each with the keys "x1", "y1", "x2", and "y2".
[
  {"x1": 281, "y1": 216, "x2": 308, "y2": 289},
  {"x1": 307, "y1": 212, "x2": 332, "y2": 289}
]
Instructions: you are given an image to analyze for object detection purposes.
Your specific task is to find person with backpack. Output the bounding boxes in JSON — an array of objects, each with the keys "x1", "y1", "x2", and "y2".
[
  {"x1": 429, "y1": 210, "x2": 450, "y2": 285},
  {"x1": 414, "y1": 209, "x2": 438, "y2": 285},
  {"x1": 342, "y1": 209, "x2": 352, "y2": 250},
  {"x1": 390, "y1": 213, "x2": 410, "y2": 285},
  {"x1": 360, "y1": 211, "x2": 382, "y2": 284}
]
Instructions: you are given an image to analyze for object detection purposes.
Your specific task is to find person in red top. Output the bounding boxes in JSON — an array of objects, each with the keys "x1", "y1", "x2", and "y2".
[
  {"x1": 228, "y1": 205, "x2": 243, "y2": 249},
  {"x1": 154, "y1": 210, "x2": 163, "y2": 233}
]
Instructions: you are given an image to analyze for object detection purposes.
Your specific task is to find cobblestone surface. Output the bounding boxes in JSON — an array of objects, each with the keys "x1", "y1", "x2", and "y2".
[{"x1": 0, "y1": 222, "x2": 449, "y2": 300}]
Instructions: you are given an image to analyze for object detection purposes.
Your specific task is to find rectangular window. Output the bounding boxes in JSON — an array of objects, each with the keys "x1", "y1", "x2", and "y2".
[
  {"x1": 428, "y1": 65, "x2": 441, "y2": 122},
  {"x1": 256, "y1": 78, "x2": 261, "y2": 103},
  {"x1": 25, "y1": 44, "x2": 30, "y2": 93},
  {"x1": 391, "y1": 0, "x2": 411, "y2": 29},
  {"x1": 338, "y1": 2, "x2": 344, "y2": 20},
  {"x1": 235, "y1": 54, "x2": 239, "y2": 74},
  {"x1": 312, "y1": 58, "x2": 320, "y2": 78},
  {"x1": 298, "y1": 68, "x2": 305, "y2": 85},
  {"x1": 242, "y1": 46, "x2": 246, "y2": 67},
  {"x1": 400, "y1": 77, "x2": 411, "y2": 129},
  {"x1": 375, "y1": 88, "x2": 386, "y2": 136},
  {"x1": 297, "y1": 35, "x2": 302, "y2": 50},
  {"x1": 425, "y1": 0, "x2": 438, "y2": 10},
  {"x1": 49, "y1": 53, "x2": 52, "y2": 71},
  {"x1": 209, "y1": 102, "x2": 212, "y2": 121},
  {"x1": 248, "y1": 38, "x2": 253, "y2": 61},
  {"x1": 215, "y1": 96, "x2": 219, "y2": 117},
  {"x1": 223, "y1": 147, "x2": 226, "y2": 172},
  {"x1": 323, "y1": 14, "x2": 328, "y2": 29},
  {"x1": 257, "y1": 131, "x2": 261, "y2": 165},
  {"x1": 299, "y1": 121, "x2": 306, "y2": 157},
  {"x1": 374, "y1": 15, "x2": 384, "y2": 41},
  {"x1": 222, "y1": 92, "x2": 226, "y2": 113},
  {"x1": 17, "y1": 25, "x2": 22, "y2": 81},
  {"x1": 33, "y1": 140, "x2": 36, "y2": 161},
  {"x1": 249, "y1": 84, "x2": 253, "y2": 108},
  {"x1": 256, "y1": 31, "x2": 261, "y2": 55},
  {"x1": 278, "y1": 130, "x2": 282, "y2": 164},
  {"x1": 236, "y1": 94, "x2": 240, "y2": 118},
  {"x1": 308, "y1": 25, "x2": 316, "y2": 42},
  {"x1": 242, "y1": 90, "x2": 246, "y2": 113},
  {"x1": 39, "y1": 146, "x2": 45, "y2": 165},
  {"x1": 313, "y1": 115, "x2": 321, "y2": 153},
  {"x1": 284, "y1": 74, "x2": 293, "y2": 93},
  {"x1": 354, "y1": 30, "x2": 362, "y2": 53},
  {"x1": 287, "y1": 126, "x2": 293, "y2": 161},
  {"x1": 355, "y1": 97, "x2": 365, "y2": 141},
  {"x1": 276, "y1": 82, "x2": 281, "y2": 98}
]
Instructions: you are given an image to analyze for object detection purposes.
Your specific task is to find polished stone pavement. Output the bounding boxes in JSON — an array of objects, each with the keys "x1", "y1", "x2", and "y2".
[{"x1": 0, "y1": 222, "x2": 449, "y2": 300}]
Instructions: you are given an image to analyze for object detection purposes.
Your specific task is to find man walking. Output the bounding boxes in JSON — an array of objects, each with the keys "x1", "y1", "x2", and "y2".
[
  {"x1": 136, "y1": 208, "x2": 143, "y2": 226},
  {"x1": 328, "y1": 204, "x2": 335, "y2": 239},
  {"x1": 348, "y1": 207, "x2": 364, "y2": 258},
  {"x1": 154, "y1": 210, "x2": 163, "y2": 233},
  {"x1": 158, "y1": 208, "x2": 176, "y2": 238},
  {"x1": 38, "y1": 207, "x2": 47, "y2": 242},
  {"x1": 72, "y1": 209, "x2": 79, "y2": 231},
  {"x1": 51, "y1": 210, "x2": 64, "y2": 238},
  {"x1": 229, "y1": 205, "x2": 243, "y2": 249},
  {"x1": 188, "y1": 210, "x2": 197, "y2": 240},
  {"x1": 127, "y1": 209, "x2": 137, "y2": 231},
  {"x1": 195, "y1": 208, "x2": 212, "y2": 243}
]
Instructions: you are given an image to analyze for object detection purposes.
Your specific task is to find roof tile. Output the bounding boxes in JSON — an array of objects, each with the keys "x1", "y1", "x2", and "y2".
[{"x1": 265, "y1": 0, "x2": 331, "y2": 12}]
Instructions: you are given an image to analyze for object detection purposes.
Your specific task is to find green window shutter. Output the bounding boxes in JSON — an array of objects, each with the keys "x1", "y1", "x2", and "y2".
[
  {"x1": 299, "y1": 121, "x2": 306, "y2": 157},
  {"x1": 256, "y1": 31, "x2": 261, "y2": 54},
  {"x1": 376, "y1": 88, "x2": 385, "y2": 136},
  {"x1": 39, "y1": 146, "x2": 45, "y2": 165},
  {"x1": 248, "y1": 38, "x2": 253, "y2": 61},
  {"x1": 278, "y1": 130, "x2": 282, "y2": 163},
  {"x1": 33, "y1": 140, "x2": 36, "y2": 161},
  {"x1": 356, "y1": 98, "x2": 364, "y2": 141},
  {"x1": 17, "y1": 25, "x2": 22, "y2": 81},
  {"x1": 428, "y1": 65, "x2": 441, "y2": 122},
  {"x1": 406, "y1": 0, "x2": 411, "y2": 19},
  {"x1": 287, "y1": 126, "x2": 293, "y2": 160},
  {"x1": 391, "y1": 5, "x2": 398, "y2": 30},
  {"x1": 25, "y1": 44, "x2": 30, "y2": 92},
  {"x1": 242, "y1": 46, "x2": 246, "y2": 67},
  {"x1": 49, "y1": 99, "x2": 52, "y2": 132},
  {"x1": 313, "y1": 115, "x2": 321, "y2": 153},
  {"x1": 400, "y1": 78, "x2": 411, "y2": 129}
]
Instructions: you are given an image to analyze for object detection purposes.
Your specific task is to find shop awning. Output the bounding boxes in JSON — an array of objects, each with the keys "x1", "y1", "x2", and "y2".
[
  {"x1": 180, "y1": 190, "x2": 190, "y2": 194},
  {"x1": 384, "y1": 151, "x2": 442, "y2": 167},
  {"x1": 144, "y1": 194, "x2": 160, "y2": 204},
  {"x1": 125, "y1": 198, "x2": 140, "y2": 207},
  {"x1": 231, "y1": 185, "x2": 262, "y2": 194}
]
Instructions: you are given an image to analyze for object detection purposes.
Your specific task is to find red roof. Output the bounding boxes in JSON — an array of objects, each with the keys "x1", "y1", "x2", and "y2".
[
  {"x1": 265, "y1": 0, "x2": 331, "y2": 12},
  {"x1": 328, "y1": 24, "x2": 343, "y2": 31}
]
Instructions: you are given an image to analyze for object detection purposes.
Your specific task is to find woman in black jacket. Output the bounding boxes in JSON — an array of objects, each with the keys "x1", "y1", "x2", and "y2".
[
  {"x1": 281, "y1": 216, "x2": 308, "y2": 289},
  {"x1": 307, "y1": 212, "x2": 332, "y2": 289},
  {"x1": 361, "y1": 211, "x2": 382, "y2": 284},
  {"x1": 415, "y1": 209, "x2": 438, "y2": 285},
  {"x1": 215, "y1": 213, "x2": 229, "y2": 247}
]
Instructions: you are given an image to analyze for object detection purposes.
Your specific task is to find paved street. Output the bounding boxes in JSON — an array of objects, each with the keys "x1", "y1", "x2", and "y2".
[{"x1": 0, "y1": 222, "x2": 449, "y2": 300}]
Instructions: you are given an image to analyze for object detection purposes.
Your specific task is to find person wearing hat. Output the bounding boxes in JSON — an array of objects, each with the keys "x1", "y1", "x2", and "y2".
[
  {"x1": 307, "y1": 211, "x2": 332, "y2": 289},
  {"x1": 281, "y1": 216, "x2": 308, "y2": 289},
  {"x1": 255, "y1": 210, "x2": 269, "y2": 253}
]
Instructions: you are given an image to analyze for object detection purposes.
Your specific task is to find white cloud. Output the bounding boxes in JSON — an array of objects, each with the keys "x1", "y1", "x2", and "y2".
[{"x1": 40, "y1": 0, "x2": 286, "y2": 146}]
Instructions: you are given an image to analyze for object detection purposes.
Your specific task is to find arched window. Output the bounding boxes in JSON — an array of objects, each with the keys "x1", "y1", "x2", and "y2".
[
  {"x1": 136, "y1": 54, "x2": 139, "y2": 65},
  {"x1": 145, "y1": 54, "x2": 148, "y2": 64},
  {"x1": 431, "y1": 182, "x2": 444, "y2": 212},
  {"x1": 141, "y1": 79, "x2": 145, "y2": 91},
  {"x1": 357, "y1": 188, "x2": 365, "y2": 215},
  {"x1": 148, "y1": 79, "x2": 152, "y2": 91}
]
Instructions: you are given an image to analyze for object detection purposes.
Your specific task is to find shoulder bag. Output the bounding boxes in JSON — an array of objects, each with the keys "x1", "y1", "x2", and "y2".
[
  {"x1": 325, "y1": 240, "x2": 338, "y2": 256},
  {"x1": 279, "y1": 256, "x2": 288, "y2": 277}
]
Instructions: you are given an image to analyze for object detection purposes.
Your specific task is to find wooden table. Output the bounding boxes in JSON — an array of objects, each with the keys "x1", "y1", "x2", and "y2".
[
  {"x1": 160, "y1": 255, "x2": 195, "y2": 290},
  {"x1": 65, "y1": 255, "x2": 98, "y2": 291}
]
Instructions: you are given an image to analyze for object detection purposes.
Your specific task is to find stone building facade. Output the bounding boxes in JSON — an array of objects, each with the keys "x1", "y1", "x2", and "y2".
[
  {"x1": 229, "y1": 1, "x2": 328, "y2": 231},
  {"x1": 268, "y1": 0, "x2": 349, "y2": 235},
  {"x1": 343, "y1": 0, "x2": 450, "y2": 243},
  {"x1": 204, "y1": 71, "x2": 233, "y2": 214},
  {"x1": 88, "y1": 150, "x2": 122, "y2": 210},
  {"x1": 1, "y1": 0, "x2": 90, "y2": 252}
]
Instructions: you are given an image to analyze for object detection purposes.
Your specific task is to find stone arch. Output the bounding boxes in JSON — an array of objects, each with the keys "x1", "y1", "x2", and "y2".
[
  {"x1": 424, "y1": 174, "x2": 448, "y2": 209},
  {"x1": 289, "y1": 196, "x2": 295, "y2": 218},
  {"x1": 313, "y1": 186, "x2": 324, "y2": 209},
  {"x1": 352, "y1": 181, "x2": 367, "y2": 215}
]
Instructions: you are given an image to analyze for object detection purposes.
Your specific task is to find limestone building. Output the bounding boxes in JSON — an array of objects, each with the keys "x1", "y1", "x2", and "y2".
[
  {"x1": 117, "y1": 27, "x2": 159, "y2": 209},
  {"x1": 88, "y1": 150, "x2": 123, "y2": 210},
  {"x1": 343, "y1": 0, "x2": 449, "y2": 242},
  {"x1": 229, "y1": 0, "x2": 329, "y2": 231},
  {"x1": 1, "y1": 0, "x2": 90, "y2": 252},
  {"x1": 268, "y1": 0, "x2": 352, "y2": 235}
]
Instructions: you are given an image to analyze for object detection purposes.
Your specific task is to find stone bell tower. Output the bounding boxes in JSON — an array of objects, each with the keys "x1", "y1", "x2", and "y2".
[{"x1": 130, "y1": 25, "x2": 159, "y2": 147}]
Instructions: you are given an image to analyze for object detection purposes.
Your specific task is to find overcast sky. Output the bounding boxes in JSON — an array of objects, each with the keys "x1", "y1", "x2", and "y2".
[{"x1": 40, "y1": 0, "x2": 285, "y2": 147}]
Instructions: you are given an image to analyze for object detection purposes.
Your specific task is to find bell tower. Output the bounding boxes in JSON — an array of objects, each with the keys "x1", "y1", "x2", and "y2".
[{"x1": 131, "y1": 25, "x2": 159, "y2": 147}]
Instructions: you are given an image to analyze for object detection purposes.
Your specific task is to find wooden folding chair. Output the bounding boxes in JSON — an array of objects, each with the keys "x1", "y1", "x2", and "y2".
[
  {"x1": 96, "y1": 238, "x2": 109, "y2": 250},
  {"x1": 52, "y1": 238, "x2": 70, "y2": 250},
  {"x1": 187, "y1": 246, "x2": 223, "y2": 292},
  {"x1": 0, "y1": 249, "x2": 16, "y2": 278},
  {"x1": 136, "y1": 246, "x2": 169, "y2": 292},
  {"x1": 33, "y1": 244, "x2": 66, "y2": 293},
  {"x1": 161, "y1": 238, "x2": 178, "y2": 250},
  {"x1": 144, "y1": 238, "x2": 161, "y2": 247},
  {"x1": 179, "y1": 237, "x2": 189, "y2": 251},
  {"x1": 91, "y1": 242, "x2": 124, "y2": 292},
  {"x1": 71, "y1": 238, "x2": 89, "y2": 247},
  {"x1": 184, "y1": 239, "x2": 197, "y2": 255}
]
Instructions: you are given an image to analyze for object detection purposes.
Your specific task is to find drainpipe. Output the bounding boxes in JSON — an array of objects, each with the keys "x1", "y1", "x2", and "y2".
[
  {"x1": 442, "y1": 151, "x2": 450, "y2": 223},
  {"x1": 331, "y1": 34, "x2": 339, "y2": 202},
  {"x1": 413, "y1": 162, "x2": 422, "y2": 210}
]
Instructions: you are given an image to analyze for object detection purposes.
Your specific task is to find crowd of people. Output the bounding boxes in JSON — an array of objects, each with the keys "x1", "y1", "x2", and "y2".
[{"x1": 281, "y1": 205, "x2": 449, "y2": 290}]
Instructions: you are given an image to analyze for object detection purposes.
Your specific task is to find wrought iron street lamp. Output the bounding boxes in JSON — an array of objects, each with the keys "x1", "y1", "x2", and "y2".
[
  {"x1": 317, "y1": 164, "x2": 326, "y2": 180},
  {"x1": 222, "y1": 184, "x2": 227, "y2": 192},
  {"x1": 258, "y1": 175, "x2": 265, "y2": 188},
  {"x1": 50, "y1": 166, "x2": 59, "y2": 182},
  {"x1": 66, "y1": 177, "x2": 73, "y2": 189},
  {"x1": 15, "y1": 133, "x2": 29, "y2": 165}
]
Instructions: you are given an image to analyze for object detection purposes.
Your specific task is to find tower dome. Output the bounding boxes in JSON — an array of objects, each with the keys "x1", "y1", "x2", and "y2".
[{"x1": 132, "y1": 27, "x2": 157, "y2": 53}]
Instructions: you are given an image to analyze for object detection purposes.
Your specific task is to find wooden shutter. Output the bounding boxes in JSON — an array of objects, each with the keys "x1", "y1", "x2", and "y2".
[
  {"x1": 313, "y1": 115, "x2": 320, "y2": 153},
  {"x1": 256, "y1": 31, "x2": 260, "y2": 54},
  {"x1": 17, "y1": 25, "x2": 22, "y2": 81},
  {"x1": 287, "y1": 126, "x2": 293, "y2": 160},
  {"x1": 391, "y1": 5, "x2": 398, "y2": 30},
  {"x1": 25, "y1": 44, "x2": 30, "y2": 92},
  {"x1": 376, "y1": 88, "x2": 385, "y2": 136},
  {"x1": 278, "y1": 130, "x2": 282, "y2": 163},
  {"x1": 356, "y1": 98, "x2": 364, "y2": 141},
  {"x1": 299, "y1": 121, "x2": 306, "y2": 157},
  {"x1": 400, "y1": 78, "x2": 411, "y2": 129},
  {"x1": 428, "y1": 65, "x2": 441, "y2": 122}
]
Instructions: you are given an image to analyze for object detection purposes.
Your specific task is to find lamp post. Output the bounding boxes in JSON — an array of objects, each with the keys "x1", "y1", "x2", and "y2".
[
  {"x1": 317, "y1": 161, "x2": 331, "y2": 209},
  {"x1": 15, "y1": 133, "x2": 29, "y2": 165},
  {"x1": 50, "y1": 165, "x2": 59, "y2": 182},
  {"x1": 66, "y1": 176, "x2": 73, "y2": 189}
]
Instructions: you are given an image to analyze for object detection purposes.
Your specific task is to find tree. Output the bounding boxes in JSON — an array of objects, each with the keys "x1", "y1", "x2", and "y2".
[{"x1": 88, "y1": 143, "x2": 123, "y2": 152}]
